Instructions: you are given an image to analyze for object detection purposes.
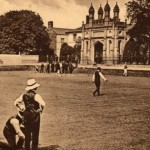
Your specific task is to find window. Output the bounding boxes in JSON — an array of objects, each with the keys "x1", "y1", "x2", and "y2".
[
  {"x1": 73, "y1": 34, "x2": 77, "y2": 41},
  {"x1": 118, "y1": 40, "x2": 121, "y2": 55},
  {"x1": 78, "y1": 36, "x2": 81, "y2": 40},
  {"x1": 119, "y1": 30, "x2": 122, "y2": 34},
  {"x1": 109, "y1": 40, "x2": 112, "y2": 54},
  {"x1": 61, "y1": 38, "x2": 64, "y2": 43},
  {"x1": 76, "y1": 36, "x2": 81, "y2": 44},
  {"x1": 86, "y1": 41, "x2": 88, "y2": 54}
]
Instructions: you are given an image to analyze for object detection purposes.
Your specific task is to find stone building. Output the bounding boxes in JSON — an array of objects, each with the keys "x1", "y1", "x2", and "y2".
[
  {"x1": 48, "y1": 2, "x2": 128, "y2": 65},
  {"x1": 48, "y1": 21, "x2": 72, "y2": 57}
]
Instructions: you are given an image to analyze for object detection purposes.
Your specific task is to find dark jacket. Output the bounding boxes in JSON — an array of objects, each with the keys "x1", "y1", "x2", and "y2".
[
  {"x1": 23, "y1": 91, "x2": 40, "y2": 125},
  {"x1": 94, "y1": 70, "x2": 100, "y2": 84}
]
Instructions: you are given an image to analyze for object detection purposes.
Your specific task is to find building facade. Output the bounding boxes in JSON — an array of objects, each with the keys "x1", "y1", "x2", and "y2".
[
  {"x1": 48, "y1": 21, "x2": 72, "y2": 57},
  {"x1": 80, "y1": 2, "x2": 127, "y2": 65},
  {"x1": 48, "y1": 2, "x2": 128, "y2": 65}
]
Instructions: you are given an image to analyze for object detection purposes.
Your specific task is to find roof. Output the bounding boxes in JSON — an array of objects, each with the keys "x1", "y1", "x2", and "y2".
[
  {"x1": 104, "y1": 2, "x2": 110, "y2": 11},
  {"x1": 51, "y1": 28, "x2": 73, "y2": 35},
  {"x1": 89, "y1": 3, "x2": 95, "y2": 14},
  {"x1": 98, "y1": 5, "x2": 103, "y2": 14},
  {"x1": 113, "y1": 3, "x2": 119, "y2": 12},
  {"x1": 66, "y1": 27, "x2": 82, "y2": 33}
]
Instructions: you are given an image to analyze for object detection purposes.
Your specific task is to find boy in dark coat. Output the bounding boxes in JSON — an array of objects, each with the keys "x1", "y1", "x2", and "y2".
[{"x1": 92, "y1": 67, "x2": 108, "y2": 96}]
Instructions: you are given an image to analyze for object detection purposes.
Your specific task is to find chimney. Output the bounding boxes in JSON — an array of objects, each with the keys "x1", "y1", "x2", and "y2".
[{"x1": 48, "y1": 21, "x2": 53, "y2": 29}]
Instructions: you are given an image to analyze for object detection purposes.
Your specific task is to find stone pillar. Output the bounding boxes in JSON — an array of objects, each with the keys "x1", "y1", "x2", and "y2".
[
  {"x1": 103, "y1": 28, "x2": 107, "y2": 64},
  {"x1": 88, "y1": 29, "x2": 92, "y2": 64},
  {"x1": 88, "y1": 40, "x2": 93, "y2": 65},
  {"x1": 91, "y1": 40, "x2": 95, "y2": 64},
  {"x1": 81, "y1": 41, "x2": 85, "y2": 64},
  {"x1": 80, "y1": 22, "x2": 85, "y2": 64},
  {"x1": 114, "y1": 26, "x2": 119, "y2": 64}
]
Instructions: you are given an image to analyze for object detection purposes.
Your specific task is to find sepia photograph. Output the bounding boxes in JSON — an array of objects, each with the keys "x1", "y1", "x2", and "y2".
[{"x1": 0, "y1": 0, "x2": 150, "y2": 150}]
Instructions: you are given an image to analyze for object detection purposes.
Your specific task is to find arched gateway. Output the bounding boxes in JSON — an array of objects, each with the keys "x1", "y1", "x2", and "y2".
[
  {"x1": 48, "y1": 2, "x2": 127, "y2": 65},
  {"x1": 94, "y1": 42, "x2": 103, "y2": 64}
]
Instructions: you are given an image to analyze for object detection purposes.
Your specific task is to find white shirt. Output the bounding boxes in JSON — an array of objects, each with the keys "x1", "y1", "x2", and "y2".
[
  {"x1": 92, "y1": 71, "x2": 107, "y2": 82},
  {"x1": 10, "y1": 117, "x2": 24, "y2": 137},
  {"x1": 14, "y1": 93, "x2": 45, "y2": 108}
]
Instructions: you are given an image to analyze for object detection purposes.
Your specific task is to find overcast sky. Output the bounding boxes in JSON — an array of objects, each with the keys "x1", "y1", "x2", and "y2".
[{"x1": 1, "y1": 0, "x2": 129, "y2": 29}]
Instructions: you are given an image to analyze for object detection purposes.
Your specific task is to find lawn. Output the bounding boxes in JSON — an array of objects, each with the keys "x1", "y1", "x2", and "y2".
[{"x1": 0, "y1": 71, "x2": 150, "y2": 150}]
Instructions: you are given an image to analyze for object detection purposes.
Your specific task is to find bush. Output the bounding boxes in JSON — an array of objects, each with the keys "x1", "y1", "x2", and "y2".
[{"x1": 0, "y1": 65, "x2": 34, "y2": 71}]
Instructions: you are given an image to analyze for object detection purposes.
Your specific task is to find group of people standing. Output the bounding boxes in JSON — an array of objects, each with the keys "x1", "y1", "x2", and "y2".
[
  {"x1": 35, "y1": 61, "x2": 75, "y2": 74},
  {"x1": 3, "y1": 79, "x2": 45, "y2": 150}
]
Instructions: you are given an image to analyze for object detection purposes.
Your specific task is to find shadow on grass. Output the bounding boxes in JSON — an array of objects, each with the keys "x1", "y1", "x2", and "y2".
[
  {"x1": 93, "y1": 93, "x2": 105, "y2": 97},
  {"x1": 0, "y1": 141, "x2": 63, "y2": 150}
]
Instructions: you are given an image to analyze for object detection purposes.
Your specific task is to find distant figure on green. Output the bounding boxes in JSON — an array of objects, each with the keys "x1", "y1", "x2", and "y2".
[{"x1": 123, "y1": 62, "x2": 128, "y2": 76}]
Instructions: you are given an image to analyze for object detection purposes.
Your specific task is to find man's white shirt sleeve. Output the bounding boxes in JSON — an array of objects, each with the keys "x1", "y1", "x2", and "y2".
[
  {"x1": 99, "y1": 72, "x2": 107, "y2": 81},
  {"x1": 14, "y1": 94, "x2": 23, "y2": 106},
  {"x1": 35, "y1": 94, "x2": 45, "y2": 107},
  {"x1": 92, "y1": 73, "x2": 95, "y2": 82},
  {"x1": 10, "y1": 118, "x2": 24, "y2": 136},
  {"x1": 14, "y1": 93, "x2": 45, "y2": 107}
]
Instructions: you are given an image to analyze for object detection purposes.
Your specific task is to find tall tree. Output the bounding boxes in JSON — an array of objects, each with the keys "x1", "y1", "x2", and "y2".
[
  {"x1": 60, "y1": 43, "x2": 74, "y2": 62},
  {"x1": 123, "y1": 38, "x2": 139, "y2": 64},
  {"x1": 0, "y1": 10, "x2": 51, "y2": 55},
  {"x1": 73, "y1": 43, "x2": 81, "y2": 63},
  {"x1": 124, "y1": 0, "x2": 150, "y2": 64},
  {"x1": 60, "y1": 42, "x2": 81, "y2": 62}
]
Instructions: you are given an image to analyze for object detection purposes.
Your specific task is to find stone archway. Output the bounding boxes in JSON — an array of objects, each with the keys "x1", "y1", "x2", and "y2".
[{"x1": 94, "y1": 42, "x2": 103, "y2": 64}]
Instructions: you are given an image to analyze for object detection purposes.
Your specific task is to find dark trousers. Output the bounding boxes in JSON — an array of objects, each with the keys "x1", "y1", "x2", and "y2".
[
  {"x1": 25, "y1": 118, "x2": 40, "y2": 150},
  {"x1": 93, "y1": 82, "x2": 100, "y2": 96},
  {"x1": 3, "y1": 127, "x2": 24, "y2": 149}
]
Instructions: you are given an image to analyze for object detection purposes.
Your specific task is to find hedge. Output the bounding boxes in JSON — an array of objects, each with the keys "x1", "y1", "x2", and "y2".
[
  {"x1": 73, "y1": 68, "x2": 150, "y2": 77},
  {"x1": 0, "y1": 65, "x2": 150, "y2": 77},
  {"x1": 0, "y1": 65, "x2": 34, "y2": 71}
]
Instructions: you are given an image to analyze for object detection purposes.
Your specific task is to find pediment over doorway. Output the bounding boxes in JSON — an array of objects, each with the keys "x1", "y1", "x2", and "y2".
[{"x1": 93, "y1": 40, "x2": 104, "y2": 45}]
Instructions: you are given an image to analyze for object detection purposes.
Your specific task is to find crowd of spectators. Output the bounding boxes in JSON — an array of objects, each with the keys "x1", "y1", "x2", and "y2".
[{"x1": 34, "y1": 61, "x2": 76, "y2": 74}]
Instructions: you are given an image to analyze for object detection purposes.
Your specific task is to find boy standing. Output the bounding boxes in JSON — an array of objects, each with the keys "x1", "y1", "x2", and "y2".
[
  {"x1": 123, "y1": 62, "x2": 128, "y2": 76},
  {"x1": 92, "y1": 67, "x2": 107, "y2": 96}
]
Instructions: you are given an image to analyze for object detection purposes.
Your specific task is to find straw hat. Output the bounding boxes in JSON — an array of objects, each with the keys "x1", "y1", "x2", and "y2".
[{"x1": 25, "y1": 79, "x2": 40, "y2": 91}]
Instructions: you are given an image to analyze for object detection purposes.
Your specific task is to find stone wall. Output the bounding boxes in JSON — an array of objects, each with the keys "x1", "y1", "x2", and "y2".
[{"x1": 0, "y1": 54, "x2": 39, "y2": 65}]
